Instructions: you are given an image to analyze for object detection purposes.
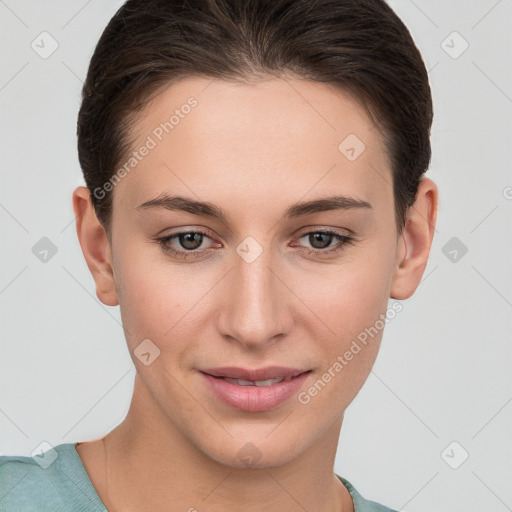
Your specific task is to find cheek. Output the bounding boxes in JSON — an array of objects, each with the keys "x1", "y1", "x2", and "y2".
[
  {"x1": 296, "y1": 241, "x2": 396, "y2": 339},
  {"x1": 113, "y1": 243, "x2": 226, "y2": 367},
  {"x1": 291, "y1": 238, "x2": 397, "y2": 403},
  {"x1": 113, "y1": 244, "x2": 193, "y2": 348}
]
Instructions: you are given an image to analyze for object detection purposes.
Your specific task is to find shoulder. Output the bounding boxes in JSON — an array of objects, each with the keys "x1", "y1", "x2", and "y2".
[
  {"x1": 337, "y1": 475, "x2": 399, "y2": 512},
  {"x1": 0, "y1": 443, "x2": 106, "y2": 512}
]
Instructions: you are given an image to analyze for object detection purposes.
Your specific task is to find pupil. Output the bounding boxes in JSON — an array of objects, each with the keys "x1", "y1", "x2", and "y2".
[
  {"x1": 180, "y1": 233, "x2": 202, "y2": 250},
  {"x1": 310, "y1": 233, "x2": 331, "y2": 249}
]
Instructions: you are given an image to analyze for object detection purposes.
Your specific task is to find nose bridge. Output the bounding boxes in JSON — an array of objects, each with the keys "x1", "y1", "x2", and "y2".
[{"x1": 217, "y1": 238, "x2": 292, "y2": 346}]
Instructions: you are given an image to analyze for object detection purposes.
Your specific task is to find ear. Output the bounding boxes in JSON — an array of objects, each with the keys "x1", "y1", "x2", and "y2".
[
  {"x1": 390, "y1": 177, "x2": 438, "y2": 300},
  {"x1": 72, "y1": 186, "x2": 119, "y2": 306}
]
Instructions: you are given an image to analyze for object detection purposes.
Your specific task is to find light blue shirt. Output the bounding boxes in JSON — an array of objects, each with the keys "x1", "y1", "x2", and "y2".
[{"x1": 0, "y1": 443, "x2": 397, "y2": 511}]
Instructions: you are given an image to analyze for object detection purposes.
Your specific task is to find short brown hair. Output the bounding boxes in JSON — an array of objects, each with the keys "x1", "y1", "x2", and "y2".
[{"x1": 77, "y1": 0, "x2": 433, "y2": 234}]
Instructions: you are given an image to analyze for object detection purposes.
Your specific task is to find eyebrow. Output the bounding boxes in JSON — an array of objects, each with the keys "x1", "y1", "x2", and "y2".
[{"x1": 135, "y1": 193, "x2": 372, "y2": 224}]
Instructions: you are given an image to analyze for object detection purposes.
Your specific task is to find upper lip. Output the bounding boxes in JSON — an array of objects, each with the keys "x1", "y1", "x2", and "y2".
[{"x1": 200, "y1": 366, "x2": 311, "y2": 381}]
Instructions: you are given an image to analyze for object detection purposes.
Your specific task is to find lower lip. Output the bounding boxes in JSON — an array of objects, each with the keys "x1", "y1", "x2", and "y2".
[{"x1": 200, "y1": 371, "x2": 311, "y2": 412}]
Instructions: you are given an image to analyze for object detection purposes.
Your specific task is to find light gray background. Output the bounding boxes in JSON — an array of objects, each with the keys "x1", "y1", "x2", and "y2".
[{"x1": 1, "y1": 1, "x2": 511, "y2": 511}]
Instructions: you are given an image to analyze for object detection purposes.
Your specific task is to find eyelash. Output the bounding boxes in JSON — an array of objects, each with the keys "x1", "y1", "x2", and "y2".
[{"x1": 155, "y1": 229, "x2": 355, "y2": 260}]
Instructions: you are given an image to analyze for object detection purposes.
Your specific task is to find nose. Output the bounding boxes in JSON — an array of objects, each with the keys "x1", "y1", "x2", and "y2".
[{"x1": 216, "y1": 242, "x2": 294, "y2": 350}]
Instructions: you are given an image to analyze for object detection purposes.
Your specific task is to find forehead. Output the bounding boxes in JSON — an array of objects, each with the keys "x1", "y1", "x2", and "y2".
[{"x1": 113, "y1": 76, "x2": 392, "y2": 219}]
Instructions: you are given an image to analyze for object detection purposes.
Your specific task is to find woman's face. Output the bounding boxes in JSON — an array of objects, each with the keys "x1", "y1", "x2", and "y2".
[{"x1": 107, "y1": 76, "x2": 402, "y2": 468}]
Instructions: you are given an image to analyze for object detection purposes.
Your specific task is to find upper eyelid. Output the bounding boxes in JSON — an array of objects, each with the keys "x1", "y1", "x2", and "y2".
[{"x1": 161, "y1": 226, "x2": 351, "y2": 236}]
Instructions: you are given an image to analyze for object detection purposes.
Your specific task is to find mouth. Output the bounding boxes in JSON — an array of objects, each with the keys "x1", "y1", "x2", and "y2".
[
  {"x1": 199, "y1": 366, "x2": 312, "y2": 384},
  {"x1": 205, "y1": 371, "x2": 308, "y2": 387},
  {"x1": 198, "y1": 367, "x2": 313, "y2": 412}
]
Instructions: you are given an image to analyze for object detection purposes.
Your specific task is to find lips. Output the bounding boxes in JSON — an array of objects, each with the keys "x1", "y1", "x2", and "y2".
[{"x1": 200, "y1": 368, "x2": 312, "y2": 412}]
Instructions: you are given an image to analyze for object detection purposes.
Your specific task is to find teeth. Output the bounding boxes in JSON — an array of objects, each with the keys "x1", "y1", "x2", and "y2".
[
  {"x1": 223, "y1": 377, "x2": 284, "y2": 386},
  {"x1": 254, "y1": 378, "x2": 284, "y2": 386},
  {"x1": 223, "y1": 373, "x2": 303, "y2": 387}
]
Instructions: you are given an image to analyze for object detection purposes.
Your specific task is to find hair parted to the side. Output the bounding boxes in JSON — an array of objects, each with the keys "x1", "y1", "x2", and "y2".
[{"x1": 77, "y1": 0, "x2": 433, "y2": 235}]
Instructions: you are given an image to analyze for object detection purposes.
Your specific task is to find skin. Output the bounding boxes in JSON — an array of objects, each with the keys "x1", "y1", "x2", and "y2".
[{"x1": 72, "y1": 76, "x2": 437, "y2": 512}]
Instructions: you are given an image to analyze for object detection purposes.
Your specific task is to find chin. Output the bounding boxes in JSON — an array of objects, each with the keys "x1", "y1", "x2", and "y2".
[{"x1": 199, "y1": 434, "x2": 305, "y2": 470}]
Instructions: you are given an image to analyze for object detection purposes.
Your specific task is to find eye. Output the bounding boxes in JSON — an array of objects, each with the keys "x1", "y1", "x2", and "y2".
[
  {"x1": 293, "y1": 229, "x2": 355, "y2": 257},
  {"x1": 155, "y1": 228, "x2": 355, "y2": 260},
  {"x1": 155, "y1": 230, "x2": 219, "y2": 260}
]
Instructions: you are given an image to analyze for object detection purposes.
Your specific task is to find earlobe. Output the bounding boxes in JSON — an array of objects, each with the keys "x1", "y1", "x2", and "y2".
[
  {"x1": 390, "y1": 178, "x2": 438, "y2": 300},
  {"x1": 72, "y1": 186, "x2": 119, "y2": 306}
]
